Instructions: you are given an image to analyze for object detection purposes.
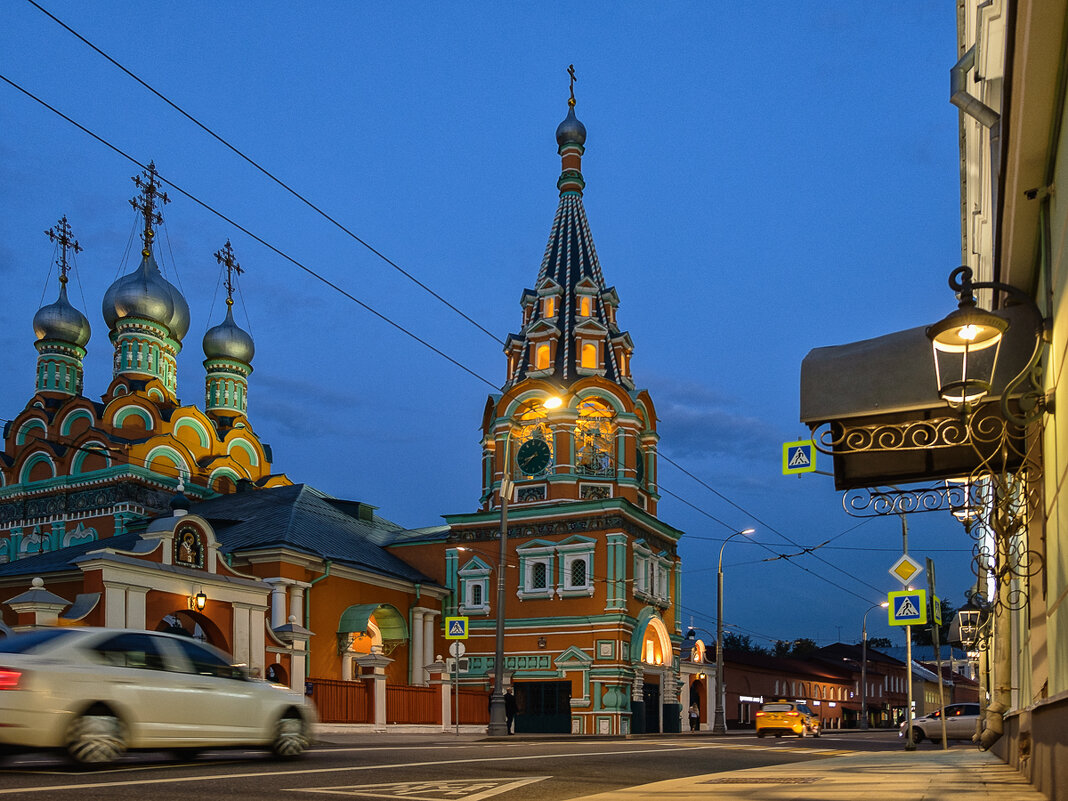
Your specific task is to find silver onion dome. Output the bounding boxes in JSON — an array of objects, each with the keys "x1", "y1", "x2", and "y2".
[
  {"x1": 33, "y1": 283, "x2": 91, "y2": 347},
  {"x1": 102, "y1": 253, "x2": 190, "y2": 342},
  {"x1": 203, "y1": 304, "x2": 254, "y2": 364},
  {"x1": 555, "y1": 105, "x2": 587, "y2": 147}
]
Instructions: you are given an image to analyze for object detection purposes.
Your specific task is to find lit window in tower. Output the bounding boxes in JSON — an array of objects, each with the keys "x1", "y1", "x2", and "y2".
[
  {"x1": 536, "y1": 343, "x2": 551, "y2": 370},
  {"x1": 579, "y1": 296, "x2": 592, "y2": 317},
  {"x1": 576, "y1": 397, "x2": 615, "y2": 476},
  {"x1": 543, "y1": 296, "x2": 556, "y2": 318},
  {"x1": 581, "y1": 342, "x2": 598, "y2": 369}
]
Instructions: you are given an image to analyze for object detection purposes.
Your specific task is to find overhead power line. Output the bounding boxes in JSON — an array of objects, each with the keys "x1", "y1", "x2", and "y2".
[
  {"x1": 1, "y1": 38, "x2": 904, "y2": 610},
  {"x1": 24, "y1": 0, "x2": 504, "y2": 347}
]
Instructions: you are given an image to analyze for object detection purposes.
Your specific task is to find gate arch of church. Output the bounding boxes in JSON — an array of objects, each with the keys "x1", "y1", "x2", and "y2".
[
  {"x1": 155, "y1": 609, "x2": 226, "y2": 650},
  {"x1": 629, "y1": 608, "x2": 681, "y2": 734},
  {"x1": 337, "y1": 603, "x2": 409, "y2": 682}
]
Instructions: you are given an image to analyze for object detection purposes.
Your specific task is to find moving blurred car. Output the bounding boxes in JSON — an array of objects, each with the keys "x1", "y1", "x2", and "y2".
[
  {"x1": 899, "y1": 703, "x2": 981, "y2": 743},
  {"x1": 0, "y1": 627, "x2": 316, "y2": 764},
  {"x1": 755, "y1": 699, "x2": 821, "y2": 738}
]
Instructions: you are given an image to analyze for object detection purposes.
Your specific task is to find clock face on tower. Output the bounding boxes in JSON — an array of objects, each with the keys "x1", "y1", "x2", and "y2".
[{"x1": 515, "y1": 438, "x2": 552, "y2": 475}]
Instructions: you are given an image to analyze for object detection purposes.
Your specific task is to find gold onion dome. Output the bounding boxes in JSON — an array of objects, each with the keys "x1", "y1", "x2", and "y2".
[
  {"x1": 555, "y1": 104, "x2": 587, "y2": 147},
  {"x1": 202, "y1": 303, "x2": 254, "y2": 363},
  {"x1": 101, "y1": 252, "x2": 190, "y2": 341},
  {"x1": 33, "y1": 283, "x2": 90, "y2": 347}
]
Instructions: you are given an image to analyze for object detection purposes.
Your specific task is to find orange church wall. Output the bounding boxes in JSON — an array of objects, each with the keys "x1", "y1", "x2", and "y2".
[{"x1": 304, "y1": 573, "x2": 417, "y2": 685}]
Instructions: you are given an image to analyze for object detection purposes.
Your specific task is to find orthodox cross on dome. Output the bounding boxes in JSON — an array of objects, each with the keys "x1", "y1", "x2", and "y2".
[
  {"x1": 44, "y1": 215, "x2": 82, "y2": 286},
  {"x1": 213, "y1": 239, "x2": 244, "y2": 307},
  {"x1": 568, "y1": 64, "x2": 577, "y2": 107},
  {"x1": 130, "y1": 161, "x2": 170, "y2": 257}
]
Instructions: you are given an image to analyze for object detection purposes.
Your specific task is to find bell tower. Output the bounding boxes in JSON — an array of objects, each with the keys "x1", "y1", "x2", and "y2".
[{"x1": 482, "y1": 71, "x2": 659, "y2": 516}]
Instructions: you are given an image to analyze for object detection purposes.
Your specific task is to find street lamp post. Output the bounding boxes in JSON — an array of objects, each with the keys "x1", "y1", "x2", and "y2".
[
  {"x1": 713, "y1": 527, "x2": 755, "y2": 734},
  {"x1": 487, "y1": 395, "x2": 561, "y2": 737},
  {"x1": 859, "y1": 602, "x2": 889, "y2": 730}
]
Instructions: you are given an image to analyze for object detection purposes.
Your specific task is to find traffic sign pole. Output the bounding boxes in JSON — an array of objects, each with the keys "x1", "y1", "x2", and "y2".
[
  {"x1": 928, "y1": 559, "x2": 948, "y2": 750},
  {"x1": 902, "y1": 515, "x2": 915, "y2": 752}
]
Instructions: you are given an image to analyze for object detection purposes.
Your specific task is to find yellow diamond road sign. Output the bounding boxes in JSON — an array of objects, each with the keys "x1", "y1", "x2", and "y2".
[{"x1": 889, "y1": 554, "x2": 923, "y2": 586}]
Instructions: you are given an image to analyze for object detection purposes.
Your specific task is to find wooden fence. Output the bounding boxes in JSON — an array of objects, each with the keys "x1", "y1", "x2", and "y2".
[
  {"x1": 386, "y1": 684, "x2": 439, "y2": 724},
  {"x1": 307, "y1": 678, "x2": 490, "y2": 726},
  {"x1": 308, "y1": 677, "x2": 372, "y2": 724}
]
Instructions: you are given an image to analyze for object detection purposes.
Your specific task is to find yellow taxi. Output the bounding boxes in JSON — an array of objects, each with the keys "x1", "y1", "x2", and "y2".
[{"x1": 755, "y1": 699, "x2": 821, "y2": 738}]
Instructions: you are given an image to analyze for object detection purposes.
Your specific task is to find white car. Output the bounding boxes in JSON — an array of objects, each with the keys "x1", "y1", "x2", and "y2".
[
  {"x1": 899, "y1": 703, "x2": 981, "y2": 743},
  {"x1": 0, "y1": 627, "x2": 316, "y2": 764}
]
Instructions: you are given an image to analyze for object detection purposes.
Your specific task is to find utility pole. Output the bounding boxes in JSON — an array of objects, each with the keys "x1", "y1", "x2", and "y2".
[{"x1": 902, "y1": 514, "x2": 916, "y2": 751}]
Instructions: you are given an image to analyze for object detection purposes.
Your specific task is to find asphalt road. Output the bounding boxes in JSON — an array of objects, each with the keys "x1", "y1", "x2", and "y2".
[{"x1": 0, "y1": 730, "x2": 920, "y2": 800}]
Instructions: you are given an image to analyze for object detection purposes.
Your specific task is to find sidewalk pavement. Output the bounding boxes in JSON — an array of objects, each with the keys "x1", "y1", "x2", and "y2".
[
  {"x1": 572, "y1": 747, "x2": 1047, "y2": 801},
  {"x1": 313, "y1": 727, "x2": 1047, "y2": 801}
]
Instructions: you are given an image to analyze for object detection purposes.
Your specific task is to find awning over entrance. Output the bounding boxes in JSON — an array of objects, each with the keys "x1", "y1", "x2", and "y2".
[{"x1": 799, "y1": 304, "x2": 1035, "y2": 490}]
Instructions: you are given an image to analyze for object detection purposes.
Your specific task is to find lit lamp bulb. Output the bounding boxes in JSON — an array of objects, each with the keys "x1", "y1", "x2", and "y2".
[{"x1": 927, "y1": 308, "x2": 1008, "y2": 407}]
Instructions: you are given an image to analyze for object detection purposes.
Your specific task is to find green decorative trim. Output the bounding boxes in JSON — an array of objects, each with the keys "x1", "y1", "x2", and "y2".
[
  {"x1": 596, "y1": 640, "x2": 616, "y2": 660},
  {"x1": 444, "y1": 497, "x2": 683, "y2": 542}
]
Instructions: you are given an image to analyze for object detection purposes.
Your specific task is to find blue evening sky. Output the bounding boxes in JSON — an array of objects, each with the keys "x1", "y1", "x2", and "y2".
[{"x1": 0, "y1": 3, "x2": 971, "y2": 649}]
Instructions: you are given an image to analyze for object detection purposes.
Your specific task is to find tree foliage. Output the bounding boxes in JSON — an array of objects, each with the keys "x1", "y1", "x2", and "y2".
[
  {"x1": 911, "y1": 597, "x2": 957, "y2": 646},
  {"x1": 723, "y1": 632, "x2": 768, "y2": 654}
]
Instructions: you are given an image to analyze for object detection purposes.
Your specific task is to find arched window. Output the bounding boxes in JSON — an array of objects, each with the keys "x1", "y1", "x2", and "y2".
[
  {"x1": 570, "y1": 559, "x2": 586, "y2": 587},
  {"x1": 581, "y1": 342, "x2": 598, "y2": 369},
  {"x1": 575, "y1": 398, "x2": 615, "y2": 476},
  {"x1": 536, "y1": 343, "x2": 551, "y2": 370},
  {"x1": 531, "y1": 562, "x2": 548, "y2": 589}
]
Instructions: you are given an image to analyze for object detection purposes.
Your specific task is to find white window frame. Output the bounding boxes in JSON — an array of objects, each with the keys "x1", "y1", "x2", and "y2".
[
  {"x1": 458, "y1": 557, "x2": 491, "y2": 615},
  {"x1": 558, "y1": 543, "x2": 594, "y2": 597},
  {"x1": 516, "y1": 543, "x2": 555, "y2": 600}
]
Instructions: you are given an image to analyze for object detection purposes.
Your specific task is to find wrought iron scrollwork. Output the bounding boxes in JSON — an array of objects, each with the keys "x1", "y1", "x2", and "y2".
[{"x1": 821, "y1": 397, "x2": 1046, "y2": 614}]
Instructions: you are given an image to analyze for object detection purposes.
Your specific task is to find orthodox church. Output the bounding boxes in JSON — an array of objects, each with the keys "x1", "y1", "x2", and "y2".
[
  {"x1": 0, "y1": 85, "x2": 683, "y2": 735},
  {"x1": 395, "y1": 86, "x2": 683, "y2": 735}
]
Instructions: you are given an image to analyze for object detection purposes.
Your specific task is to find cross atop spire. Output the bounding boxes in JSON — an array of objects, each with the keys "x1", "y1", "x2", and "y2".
[
  {"x1": 44, "y1": 215, "x2": 81, "y2": 286},
  {"x1": 130, "y1": 162, "x2": 170, "y2": 257},
  {"x1": 567, "y1": 64, "x2": 577, "y2": 107},
  {"x1": 214, "y1": 239, "x2": 244, "y2": 307}
]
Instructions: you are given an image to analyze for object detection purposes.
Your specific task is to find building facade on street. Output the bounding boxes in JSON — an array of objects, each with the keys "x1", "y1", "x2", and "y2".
[{"x1": 800, "y1": 2, "x2": 1068, "y2": 798}]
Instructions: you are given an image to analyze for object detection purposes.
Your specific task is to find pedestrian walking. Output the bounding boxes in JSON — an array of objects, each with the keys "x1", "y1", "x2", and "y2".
[
  {"x1": 505, "y1": 689, "x2": 518, "y2": 734},
  {"x1": 688, "y1": 702, "x2": 700, "y2": 732}
]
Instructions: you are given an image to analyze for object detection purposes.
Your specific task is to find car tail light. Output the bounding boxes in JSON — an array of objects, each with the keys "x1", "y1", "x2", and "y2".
[
  {"x1": 786, "y1": 712, "x2": 799, "y2": 717},
  {"x1": 0, "y1": 669, "x2": 22, "y2": 690},
  {"x1": 755, "y1": 712, "x2": 764, "y2": 717}
]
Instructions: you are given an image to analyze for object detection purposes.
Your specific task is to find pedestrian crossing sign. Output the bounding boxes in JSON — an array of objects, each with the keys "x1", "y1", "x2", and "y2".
[
  {"x1": 888, "y1": 589, "x2": 928, "y2": 627},
  {"x1": 782, "y1": 440, "x2": 816, "y2": 475},
  {"x1": 444, "y1": 616, "x2": 469, "y2": 640}
]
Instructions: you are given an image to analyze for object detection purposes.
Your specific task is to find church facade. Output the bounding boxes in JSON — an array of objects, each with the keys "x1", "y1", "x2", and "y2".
[
  {"x1": 0, "y1": 89, "x2": 684, "y2": 734},
  {"x1": 393, "y1": 92, "x2": 684, "y2": 735}
]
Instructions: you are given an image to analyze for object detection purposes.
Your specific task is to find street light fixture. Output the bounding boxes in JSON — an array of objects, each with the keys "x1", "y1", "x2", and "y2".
[
  {"x1": 487, "y1": 393, "x2": 561, "y2": 737},
  {"x1": 859, "y1": 601, "x2": 889, "y2": 730},
  {"x1": 711, "y1": 527, "x2": 755, "y2": 734},
  {"x1": 927, "y1": 264, "x2": 1050, "y2": 424}
]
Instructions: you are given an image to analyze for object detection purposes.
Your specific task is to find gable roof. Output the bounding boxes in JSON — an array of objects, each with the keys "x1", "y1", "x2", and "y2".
[{"x1": 188, "y1": 483, "x2": 436, "y2": 584}]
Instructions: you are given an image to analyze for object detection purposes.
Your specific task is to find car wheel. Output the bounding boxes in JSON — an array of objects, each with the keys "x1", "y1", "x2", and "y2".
[
  {"x1": 756, "y1": 732, "x2": 765, "y2": 738},
  {"x1": 910, "y1": 727, "x2": 925, "y2": 745},
  {"x1": 67, "y1": 711, "x2": 126, "y2": 765},
  {"x1": 271, "y1": 713, "x2": 308, "y2": 759}
]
